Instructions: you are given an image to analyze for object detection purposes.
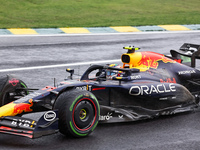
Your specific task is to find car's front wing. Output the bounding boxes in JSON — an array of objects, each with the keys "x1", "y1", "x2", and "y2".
[{"x1": 0, "y1": 110, "x2": 59, "y2": 138}]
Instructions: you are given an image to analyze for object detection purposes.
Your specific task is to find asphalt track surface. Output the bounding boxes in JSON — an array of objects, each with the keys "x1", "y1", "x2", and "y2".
[{"x1": 0, "y1": 31, "x2": 200, "y2": 150}]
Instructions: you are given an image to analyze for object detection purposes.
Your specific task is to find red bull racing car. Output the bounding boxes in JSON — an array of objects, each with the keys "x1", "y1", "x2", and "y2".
[{"x1": 0, "y1": 43, "x2": 200, "y2": 138}]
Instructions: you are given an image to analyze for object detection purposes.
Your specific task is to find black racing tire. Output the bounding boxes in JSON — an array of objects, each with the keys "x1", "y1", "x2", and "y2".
[
  {"x1": 0, "y1": 75, "x2": 28, "y2": 106},
  {"x1": 53, "y1": 89, "x2": 100, "y2": 137}
]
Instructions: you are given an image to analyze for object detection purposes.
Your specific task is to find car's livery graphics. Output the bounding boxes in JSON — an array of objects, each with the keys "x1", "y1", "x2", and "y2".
[{"x1": 0, "y1": 43, "x2": 200, "y2": 138}]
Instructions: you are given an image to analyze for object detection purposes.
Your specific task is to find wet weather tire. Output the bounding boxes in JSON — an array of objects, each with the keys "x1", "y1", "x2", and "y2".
[{"x1": 54, "y1": 89, "x2": 100, "y2": 137}]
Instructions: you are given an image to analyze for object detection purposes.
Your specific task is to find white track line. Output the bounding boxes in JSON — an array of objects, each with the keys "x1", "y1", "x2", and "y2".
[{"x1": 0, "y1": 59, "x2": 121, "y2": 72}]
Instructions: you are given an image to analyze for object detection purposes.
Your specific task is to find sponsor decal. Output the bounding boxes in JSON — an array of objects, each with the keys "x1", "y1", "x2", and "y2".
[
  {"x1": 129, "y1": 83, "x2": 176, "y2": 95},
  {"x1": 13, "y1": 99, "x2": 33, "y2": 115},
  {"x1": 137, "y1": 52, "x2": 175, "y2": 69},
  {"x1": 99, "y1": 112, "x2": 113, "y2": 121},
  {"x1": 178, "y1": 70, "x2": 196, "y2": 75},
  {"x1": 130, "y1": 75, "x2": 141, "y2": 80},
  {"x1": 9, "y1": 78, "x2": 19, "y2": 86},
  {"x1": 44, "y1": 111, "x2": 56, "y2": 122},
  {"x1": 160, "y1": 78, "x2": 176, "y2": 83},
  {"x1": 76, "y1": 86, "x2": 87, "y2": 91},
  {"x1": 76, "y1": 85, "x2": 92, "y2": 91},
  {"x1": 11, "y1": 118, "x2": 36, "y2": 128}
]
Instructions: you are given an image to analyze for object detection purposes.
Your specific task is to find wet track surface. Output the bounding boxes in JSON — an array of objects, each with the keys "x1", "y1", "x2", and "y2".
[{"x1": 0, "y1": 31, "x2": 200, "y2": 150}]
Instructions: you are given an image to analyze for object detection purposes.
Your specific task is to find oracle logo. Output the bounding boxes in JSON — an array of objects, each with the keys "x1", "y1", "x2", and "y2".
[{"x1": 129, "y1": 83, "x2": 176, "y2": 95}]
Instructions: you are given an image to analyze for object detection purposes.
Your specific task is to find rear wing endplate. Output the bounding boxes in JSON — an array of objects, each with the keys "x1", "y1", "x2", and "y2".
[{"x1": 170, "y1": 43, "x2": 200, "y2": 67}]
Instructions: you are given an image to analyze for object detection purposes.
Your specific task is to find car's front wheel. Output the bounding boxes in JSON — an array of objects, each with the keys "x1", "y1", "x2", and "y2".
[{"x1": 54, "y1": 89, "x2": 100, "y2": 137}]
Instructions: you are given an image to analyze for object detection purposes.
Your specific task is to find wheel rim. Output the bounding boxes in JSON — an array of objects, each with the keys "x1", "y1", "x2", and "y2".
[
  {"x1": 79, "y1": 109, "x2": 87, "y2": 120},
  {"x1": 72, "y1": 98, "x2": 97, "y2": 131}
]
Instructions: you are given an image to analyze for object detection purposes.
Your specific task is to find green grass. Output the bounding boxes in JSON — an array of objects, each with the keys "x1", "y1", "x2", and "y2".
[{"x1": 0, "y1": 0, "x2": 200, "y2": 28}]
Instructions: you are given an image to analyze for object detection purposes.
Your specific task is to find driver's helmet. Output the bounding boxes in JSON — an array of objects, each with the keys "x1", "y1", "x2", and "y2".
[{"x1": 106, "y1": 64, "x2": 122, "y2": 79}]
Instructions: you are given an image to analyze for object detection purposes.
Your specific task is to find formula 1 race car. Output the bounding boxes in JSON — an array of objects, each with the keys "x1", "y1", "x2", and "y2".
[{"x1": 0, "y1": 43, "x2": 200, "y2": 138}]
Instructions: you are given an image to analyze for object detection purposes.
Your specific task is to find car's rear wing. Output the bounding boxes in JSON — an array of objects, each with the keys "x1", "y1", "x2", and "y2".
[{"x1": 170, "y1": 43, "x2": 200, "y2": 67}]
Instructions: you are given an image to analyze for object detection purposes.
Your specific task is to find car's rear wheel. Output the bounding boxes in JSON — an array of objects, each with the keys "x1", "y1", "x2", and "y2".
[
  {"x1": 0, "y1": 75, "x2": 28, "y2": 106},
  {"x1": 54, "y1": 89, "x2": 100, "y2": 137}
]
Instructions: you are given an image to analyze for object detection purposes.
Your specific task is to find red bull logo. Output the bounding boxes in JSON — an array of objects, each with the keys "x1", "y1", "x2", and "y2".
[
  {"x1": 13, "y1": 99, "x2": 33, "y2": 115},
  {"x1": 137, "y1": 52, "x2": 175, "y2": 69},
  {"x1": 0, "y1": 99, "x2": 34, "y2": 117}
]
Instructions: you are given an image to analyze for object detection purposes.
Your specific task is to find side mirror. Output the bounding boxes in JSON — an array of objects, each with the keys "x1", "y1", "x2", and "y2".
[{"x1": 66, "y1": 68, "x2": 74, "y2": 79}]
